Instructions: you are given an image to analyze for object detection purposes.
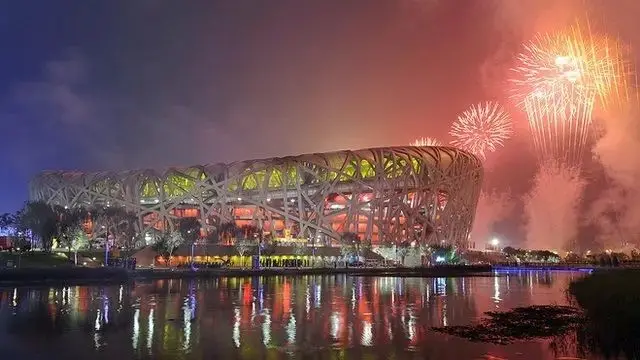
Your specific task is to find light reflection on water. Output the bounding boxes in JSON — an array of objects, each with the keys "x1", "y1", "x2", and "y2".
[{"x1": 0, "y1": 272, "x2": 589, "y2": 359}]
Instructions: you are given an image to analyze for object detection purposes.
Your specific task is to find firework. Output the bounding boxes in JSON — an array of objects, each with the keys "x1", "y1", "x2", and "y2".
[
  {"x1": 449, "y1": 101, "x2": 513, "y2": 159},
  {"x1": 410, "y1": 137, "x2": 443, "y2": 147},
  {"x1": 511, "y1": 23, "x2": 632, "y2": 165}
]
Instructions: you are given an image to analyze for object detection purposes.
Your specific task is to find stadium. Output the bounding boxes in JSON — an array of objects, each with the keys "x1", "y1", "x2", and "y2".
[{"x1": 29, "y1": 146, "x2": 483, "y2": 248}]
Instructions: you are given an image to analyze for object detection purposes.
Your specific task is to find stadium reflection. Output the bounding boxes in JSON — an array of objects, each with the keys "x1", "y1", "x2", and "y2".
[{"x1": 0, "y1": 272, "x2": 584, "y2": 359}]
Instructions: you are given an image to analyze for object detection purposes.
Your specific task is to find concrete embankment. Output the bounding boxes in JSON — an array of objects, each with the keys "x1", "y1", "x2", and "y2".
[{"x1": 0, "y1": 265, "x2": 493, "y2": 286}]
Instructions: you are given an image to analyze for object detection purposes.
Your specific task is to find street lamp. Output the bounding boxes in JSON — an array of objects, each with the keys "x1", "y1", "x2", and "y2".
[
  {"x1": 188, "y1": 229, "x2": 195, "y2": 268},
  {"x1": 490, "y1": 238, "x2": 500, "y2": 251},
  {"x1": 102, "y1": 226, "x2": 109, "y2": 267}
]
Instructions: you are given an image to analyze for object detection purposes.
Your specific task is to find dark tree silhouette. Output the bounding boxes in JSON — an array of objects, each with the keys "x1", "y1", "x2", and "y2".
[
  {"x1": 218, "y1": 221, "x2": 238, "y2": 245},
  {"x1": 16, "y1": 201, "x2": 58, "y2": 251}
]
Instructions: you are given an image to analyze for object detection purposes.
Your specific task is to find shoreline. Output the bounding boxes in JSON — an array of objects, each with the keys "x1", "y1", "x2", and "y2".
[
  {"x1": 0, "y1": 264, "x2": 613, "y2": 286},
  {"x1": 0, "y1": 265, "x2": 493, "y2": 286}
]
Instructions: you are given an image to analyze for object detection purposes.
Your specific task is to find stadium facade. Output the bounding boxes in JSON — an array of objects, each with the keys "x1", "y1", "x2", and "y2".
[{"x1": 29, "y1": 146, "x2": 483, "y2": 247}]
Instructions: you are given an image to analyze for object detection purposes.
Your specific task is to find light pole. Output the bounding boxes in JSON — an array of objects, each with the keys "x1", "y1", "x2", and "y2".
[
  {"x1": 188, "y1": 229, "x2": 196, "y2": 268},
  {"x1": 490, "y1": 238, "x2": 500, "y2": 251},
  {"x1": 257, "y1": 231, "x2": 262, "y2": 269},
  {"x1": 103, "y1": 226, "x2": 109, "y2": 267},
  {"x1": 312, "y1": 233, "x2": 319, "y2": 268}
]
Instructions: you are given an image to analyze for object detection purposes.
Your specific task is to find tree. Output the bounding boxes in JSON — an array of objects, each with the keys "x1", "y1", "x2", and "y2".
[
  {"x1": 142, "y1": 227, "x2": 162, "y2": 246},
  {"x1": 293, "y1": 242, "x2": 308, "y2": 256},
  {"x1": 179, "y1": 217, "x2": 201, "y2": 243},
  {"x1": 429, "y1": 244, "x2": 460, "y2": 264},
  {"x1": 204, "y1": 230, "x2": 219, "y2": 245},
  {"x1": 360, "y1": 239, "x2": 372, "y2": 254},
  {"x1": 0, "y1": 212, "x2": 13, "y2": 234},
  {"x1": 68, "y1": 228, "x2": 90, "y2": 265},
  {"x1": 531, "y1": 250, "x2": 561, "y2": 263},
  {"x1": 90, "y1": 207, "x2": 140, "y2": 262},
  {"x1": 340, "y1": 232, "x2": 361, "y2": 258},
  {"x1": 261, "y1": 238, "x2": 277, "y2": 256},
  {"x1": 152, "y1": 231, "x2": 183, "y2": 267},
  {"x1": 235, "y1": 238, "x2": 253, "y2": 267},
  {"x1": 565, "y1": 252, "x2": 583, "y2": 263},
  {"x1": 240, "y1": 224, "x2": 259, "y2": 240},
  {"x1": 0, "y1": 212, "x2": 30, "y2": 252},
  {"x1": 16, "y1": 201, "x2": 58, "y2": 251},
  {"x1": 55, "y1": 207, "x2": 88, "y2": 252},
  {"x1": 115, "y1": 212, "x2": 141, "y2": 257},
  {"x1": 178, "y1": 217, "x2": 201, "y2": 265},
  {"x1": 11, "y1": 210, "x2": 31, "y2": 252},
  {"x1": 218, "y1": 221, "x2": 238, "y2": 245},
  {"x1": 397, "y1": 241, "x2": 411, "y2": 265},
  {"x1": 502, "y1": 246, "x2": 519, "y2": 257}
]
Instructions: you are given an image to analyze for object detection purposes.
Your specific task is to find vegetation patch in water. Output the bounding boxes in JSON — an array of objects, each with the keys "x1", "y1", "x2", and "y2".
[{"x1": 432, "y1": 305, "x2": 584, "y2": 344}]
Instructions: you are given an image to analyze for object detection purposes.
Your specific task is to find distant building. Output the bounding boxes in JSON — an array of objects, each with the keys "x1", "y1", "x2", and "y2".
[{"x1": 29, "y1": 146, "x2": 483, "y2": 247}]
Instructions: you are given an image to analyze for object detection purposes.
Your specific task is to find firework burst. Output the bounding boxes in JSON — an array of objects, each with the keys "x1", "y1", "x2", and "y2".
[
  {"x1": 449, "y1": 102, "x2": 513, "y2": 159},
  {"x1": 410, "y1": 137, "x2": 443, "y2": 147},
  {"x1": 511, "y1": 23, "x2": 632, "y2": 165}
]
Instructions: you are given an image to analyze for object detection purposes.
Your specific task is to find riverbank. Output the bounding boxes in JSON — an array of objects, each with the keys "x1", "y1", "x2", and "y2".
[
  {"x1": 568, "y1": 268, "x2": 640, "y2": 359},
  {"x1": 135, "y1": 265, "x2": 494, "y2": 280},
  {"x1": 493, "y1": 264, "x2": 596, "y2": 272},
  {"x1": 432, "y1": 268, "x2": 640, "y2": 359},
  {"x1": 0, "y1": 265, "x2": 494, "y2": 286}
]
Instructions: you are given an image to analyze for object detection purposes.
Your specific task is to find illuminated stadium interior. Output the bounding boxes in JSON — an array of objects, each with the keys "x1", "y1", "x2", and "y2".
[{"x1": 29, "y1": 146, "x2": 483, "y2": 247}]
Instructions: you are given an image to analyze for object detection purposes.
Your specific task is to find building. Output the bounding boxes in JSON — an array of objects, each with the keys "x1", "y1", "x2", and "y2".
[{"x1": 29, "y1": 146, "x2": 483, "y2": 247}]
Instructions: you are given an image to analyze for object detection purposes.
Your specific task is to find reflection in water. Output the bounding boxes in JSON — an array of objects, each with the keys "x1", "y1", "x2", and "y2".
[
  {"x1": 262, "y1": 309, "x2": 271, "y2": 346},
  {"x1": 147, "y1": 307, "x2": 154, "y2": 355},
  {"x1": 0, "y1": 272, "x2": 589, "y2": 359},
  {"x1": 132, "y1": 308, "x2": 139, "y2": 350},
  {"x1": 493, "y1": 275, "x2": 501, "y2": 305},
  {"x1": 233, "y1": 307, "x2": 240, "y2": 348}
]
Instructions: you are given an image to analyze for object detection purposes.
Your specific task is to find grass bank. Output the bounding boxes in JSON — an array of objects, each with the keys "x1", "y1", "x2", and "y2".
[
  {"x1": 0, "y1": 252, "x2": 75, "y2": 268},
  {"x1": 568, "y1": 269, "x2": 640, "y2": 358}
]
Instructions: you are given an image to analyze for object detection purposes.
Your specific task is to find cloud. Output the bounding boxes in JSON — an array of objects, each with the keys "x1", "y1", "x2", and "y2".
[
  {"x1": 11, "y1": 50, "x2": 92, "y2": 126},
  {"x1": 1, "y1": 50, "x2": 263, "y2": 173},
  {"x1": 0, "y1": 50, "x2": 101, "y2": 175}
]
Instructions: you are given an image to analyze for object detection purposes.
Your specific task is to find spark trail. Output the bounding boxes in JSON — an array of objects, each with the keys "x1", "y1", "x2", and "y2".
[{"x1": 511, "y1": 23, "x2": 632, "y2": 165}]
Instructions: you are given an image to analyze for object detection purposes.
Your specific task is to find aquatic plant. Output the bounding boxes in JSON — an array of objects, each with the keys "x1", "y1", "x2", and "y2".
[{"x1": 432, "y1": 305, "x2": 584, "y2": 344}]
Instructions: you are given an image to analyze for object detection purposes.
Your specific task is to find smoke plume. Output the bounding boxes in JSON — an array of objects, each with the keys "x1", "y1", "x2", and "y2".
[
  {"x1": 523, "y1": 161, "x2": 586, "y2": 252},
  {"x1": 471, "y1": 189, "x2": 514, "y2": 247},
  {"x1": 590, "y1": 98, "x2": 640, "y2": 250}
]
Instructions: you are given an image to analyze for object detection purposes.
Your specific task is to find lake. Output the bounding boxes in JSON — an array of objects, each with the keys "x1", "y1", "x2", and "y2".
[{"x1": 0, "y1": 271, "x2": 593, "y2": 359}]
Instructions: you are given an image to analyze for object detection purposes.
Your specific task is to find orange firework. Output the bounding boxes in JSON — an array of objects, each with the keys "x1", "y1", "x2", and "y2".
[
  {"x1": 511, "y1": 22, "x2": 631, "y2": 165},
  {"x1": 410, "y1": 137, "x2": 443, "y2": 147}
]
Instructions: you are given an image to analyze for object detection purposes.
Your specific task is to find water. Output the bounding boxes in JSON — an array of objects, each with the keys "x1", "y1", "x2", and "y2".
[{"x1": 0, "y1": 271, "x2": 593, "y2": 359}]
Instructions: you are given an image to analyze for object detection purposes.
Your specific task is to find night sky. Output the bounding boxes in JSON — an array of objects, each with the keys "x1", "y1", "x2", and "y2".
[{"x1": 1, "y1": 1, "x2": 638, "y2": 242}]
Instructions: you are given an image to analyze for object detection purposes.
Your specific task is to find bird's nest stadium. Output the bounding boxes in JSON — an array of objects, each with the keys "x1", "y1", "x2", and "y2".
[{"x1": 29, "y1": 146, "x2": 483, "y2": 247}]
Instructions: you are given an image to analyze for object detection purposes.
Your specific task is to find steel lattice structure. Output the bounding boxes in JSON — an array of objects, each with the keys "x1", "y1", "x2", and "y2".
[{"x1": 29, "y1": 146, "x2": 483, "y2": 247}]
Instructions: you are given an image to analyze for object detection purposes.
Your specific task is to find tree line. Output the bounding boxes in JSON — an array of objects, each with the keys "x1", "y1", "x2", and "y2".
[
  {"x1": 0, "y1": 201, "x2": 464, "y2": 267},
  {"x1": 0, "y1": 201, "x2": 198, "y2": 257}
]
